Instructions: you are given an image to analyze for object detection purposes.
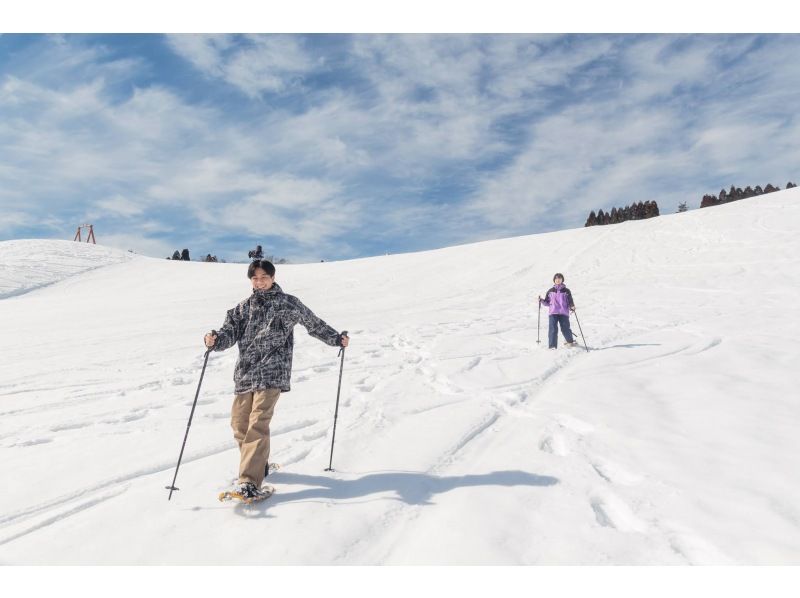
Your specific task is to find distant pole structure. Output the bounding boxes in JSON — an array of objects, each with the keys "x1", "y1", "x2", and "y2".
[{"x1": 74, "y1": 224, "x2": 97, "y2": 244}]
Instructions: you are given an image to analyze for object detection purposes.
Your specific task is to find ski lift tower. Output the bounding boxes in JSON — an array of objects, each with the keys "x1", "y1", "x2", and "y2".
[{"x1": 74, "y1": 224, "x2": 97, "y2": 244}]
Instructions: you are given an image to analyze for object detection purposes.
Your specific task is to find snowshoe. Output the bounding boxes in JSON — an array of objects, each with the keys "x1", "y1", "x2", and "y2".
[{"x1": 219, "y1": 482, "x2": 275, "y2": 505}]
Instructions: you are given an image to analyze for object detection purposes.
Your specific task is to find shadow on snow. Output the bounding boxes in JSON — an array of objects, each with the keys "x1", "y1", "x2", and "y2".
[{"x1": 232, "y1": 469, "x2": 559, "y2": 514}]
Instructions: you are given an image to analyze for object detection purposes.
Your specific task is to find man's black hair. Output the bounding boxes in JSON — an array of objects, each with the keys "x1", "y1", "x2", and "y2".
[{"x1": 248, "y1": 259, "x2": 276, "y2": 278}]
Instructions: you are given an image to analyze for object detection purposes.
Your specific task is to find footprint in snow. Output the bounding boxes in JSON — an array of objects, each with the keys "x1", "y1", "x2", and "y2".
[
  {"x1": 539, "y1": 433, "x2": 569, "y2": 456},
  {"x1": 590, "y1": 457, "x2": 644, "y2": 486},
  {"x1": 590, "y1": 491, "x2": 648, "y2": 533},
  {"x1": 462, "y1": 356, "x2": 482, "y2": 371}
]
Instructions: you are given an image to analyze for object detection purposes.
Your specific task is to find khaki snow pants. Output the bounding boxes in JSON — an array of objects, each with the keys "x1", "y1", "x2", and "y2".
[{"x1": 231, "y1": 388, "x2": 281, "y2": 487}]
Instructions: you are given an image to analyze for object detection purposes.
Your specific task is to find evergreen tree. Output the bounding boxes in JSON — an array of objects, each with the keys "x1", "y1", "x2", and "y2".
[{"x1": 700, "y1": 195, "x2": 716, "y2": 208}]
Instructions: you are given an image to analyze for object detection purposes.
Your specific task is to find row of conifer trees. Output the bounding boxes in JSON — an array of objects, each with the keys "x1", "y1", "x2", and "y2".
[
  {"x1": 584, "y1": 201, "x2": 660, "y2": 227},
  {"x1": 700, "y1": 182, "x2": 796, "y2": 208},
  {"x1": 584, "y1": 180, "x2": 797, "y2": 227}
]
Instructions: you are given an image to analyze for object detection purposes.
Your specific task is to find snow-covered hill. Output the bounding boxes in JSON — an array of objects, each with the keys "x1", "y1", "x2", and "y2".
[
  {"x1": 1, "y1": 190, "x2": 799, "y2": 565},
  {"x1": 0, "y1": 240, "x2": 132, "y2": 299}
]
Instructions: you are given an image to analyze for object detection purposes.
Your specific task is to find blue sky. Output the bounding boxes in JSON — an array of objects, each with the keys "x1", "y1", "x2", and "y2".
[{"x1": 1, "y1": 32, "x2": 799, "y2": 262}]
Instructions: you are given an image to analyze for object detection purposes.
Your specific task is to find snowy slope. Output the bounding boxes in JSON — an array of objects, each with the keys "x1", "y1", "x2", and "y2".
[
  {"x1": 1, "y1": 190, "x2": 799, "y2": 565},
  {"x1": 0, "y1": 239, "x2": 132, "y2": 299}
]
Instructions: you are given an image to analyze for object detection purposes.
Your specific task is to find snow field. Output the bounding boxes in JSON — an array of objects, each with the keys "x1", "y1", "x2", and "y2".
[{"x1": 1, "y1": 189, "x2": 799, "y2": 564}]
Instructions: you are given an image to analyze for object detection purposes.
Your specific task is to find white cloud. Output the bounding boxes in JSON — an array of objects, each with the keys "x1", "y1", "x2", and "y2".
[
  {"x1": 0, "y1": 211, "x2": 31, "y2": 234},
  {"x1": 210, "y1": 173, "x2": 355, "y2": 246},
  {"x1": 3, "y1": 33, "x2": 800, "y2": 260},
  {"x1": 163, "y1": 34, "x2": 232, "y2": 77},
  {"x1": 166, "y1": 33, "x2": 316, "y2": 97},
  {"x1": 92, "y1": 194, "x2": 145, "y2": 218},
  {"x1": 218, "y1": 193, "x2": 363, "y2": 250}
]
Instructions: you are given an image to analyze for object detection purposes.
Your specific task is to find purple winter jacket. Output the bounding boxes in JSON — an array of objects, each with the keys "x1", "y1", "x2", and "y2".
[{"x1": 540, "y1": 284, "x2": 574, "y2": 316}]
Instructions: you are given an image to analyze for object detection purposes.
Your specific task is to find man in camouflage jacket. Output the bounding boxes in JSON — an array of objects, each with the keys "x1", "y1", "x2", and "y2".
[{"x1": 205, "y1": 260, "x2": 348, "y2": 497}]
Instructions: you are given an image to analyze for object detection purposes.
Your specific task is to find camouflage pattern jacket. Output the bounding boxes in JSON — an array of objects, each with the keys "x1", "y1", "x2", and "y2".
[{"x1": 212, "y1": 283, "x2": 342, "y2": 393}]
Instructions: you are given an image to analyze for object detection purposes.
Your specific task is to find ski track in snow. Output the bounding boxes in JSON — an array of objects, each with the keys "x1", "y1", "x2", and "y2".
[
  {"x1": 0, "y1": 485, "x2": 132, "y2": 548},
  {"x1": 0, "y1": 440, "x2": 234, "y2": 534},
  {"x1": 258, "y1": 307, "x2": 724, "y2": 563},
  {"x1": 0, "y1": 302, "x2": 724, "y2": 563},
  {"x1": 319, "y1": 316, "x2": 608, "y2": 562},
  {"x1": 3, "y1": 194, "x2": 799, "y2": 564}
]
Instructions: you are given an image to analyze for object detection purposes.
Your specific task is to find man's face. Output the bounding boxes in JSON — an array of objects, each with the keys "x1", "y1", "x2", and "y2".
[
  {"x1": 554, "y1": 276, "x2": 563, "y2": 285},
  {"x1": 251, "y1": 268, "x2": 274, "y2": 291}
]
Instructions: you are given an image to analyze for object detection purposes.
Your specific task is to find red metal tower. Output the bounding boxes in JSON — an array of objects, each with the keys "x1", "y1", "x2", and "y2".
[{"x1": 73, "y1": 224, "x2": 97, "y2": 244}]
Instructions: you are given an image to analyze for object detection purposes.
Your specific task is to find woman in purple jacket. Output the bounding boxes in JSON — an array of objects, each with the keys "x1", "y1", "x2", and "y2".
[{"x1": 539, "y1": 273, "x2": 577, "y2": 349}]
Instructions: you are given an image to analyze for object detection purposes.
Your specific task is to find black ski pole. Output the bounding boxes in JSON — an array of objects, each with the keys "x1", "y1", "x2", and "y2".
[
  {"x1": 536, "y1": 298, "x2": 541, "y2": 344},
  {"x1": 325, "y1": 331, "x2": 348, "y2": 472},
  {"x1": 572, "y1": 310, "x2": 589, "y2": 352},
  {"x1": 166, "y1": 335, "x2": 215, "y2": 500}
]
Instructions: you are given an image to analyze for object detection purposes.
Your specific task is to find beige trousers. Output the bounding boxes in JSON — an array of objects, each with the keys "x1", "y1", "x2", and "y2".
[{"x1": 231, "y1": 388, "x2": 281, "y2": 486}]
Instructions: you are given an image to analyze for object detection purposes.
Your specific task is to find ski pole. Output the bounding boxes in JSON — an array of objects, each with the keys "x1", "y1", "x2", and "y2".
[
  {"x1": 572, "y1": 309, "x2": 589, "y2": 352},
  {"x1": 166, "y1": 336, "x2": 215, "y2": 500},
  {"x1": 325, "y1": 332, "x2": 348, "y2": 472},
  {"x1": 536, "y1": 298, "x2": 541, "y2": 344}
]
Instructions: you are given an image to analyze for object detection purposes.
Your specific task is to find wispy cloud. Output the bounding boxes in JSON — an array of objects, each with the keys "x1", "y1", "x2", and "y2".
[
  {"x1": 92, "y1": 194, "x2": 145, "y2": 218},
  {"x1": 463, "y1": 34, "x2": 800, "y2": 234},
  {"x1": 0, "y1": 211, "x2": 31, "y2": 234},
  {"x1": 166, "y1": 33, "x2": 318, "y2": 97},
  {"x1": 1, "y1": 33, "x2": 799, "y2": 261}
]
